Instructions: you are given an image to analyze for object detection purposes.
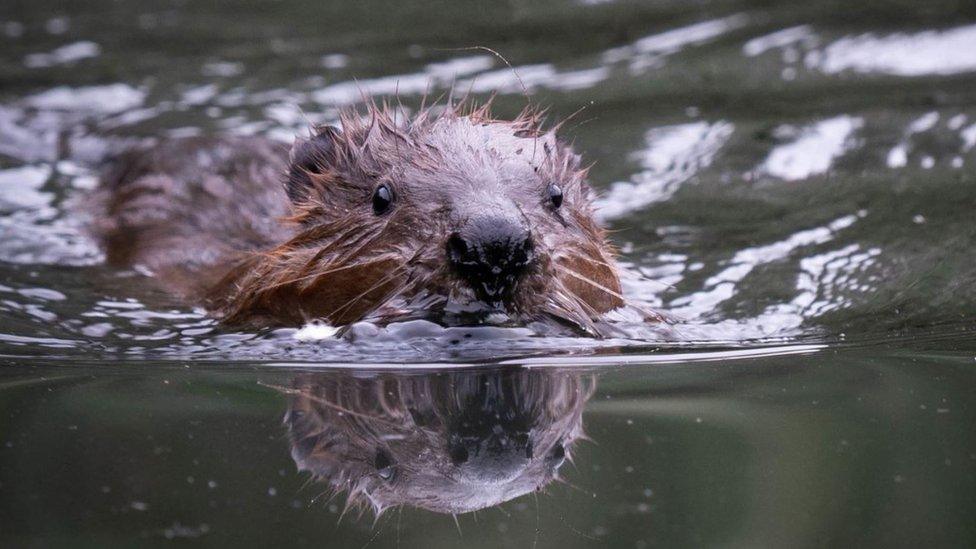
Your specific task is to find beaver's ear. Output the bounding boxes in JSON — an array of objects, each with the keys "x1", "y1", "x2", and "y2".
[{"x1": 286, "y1": 126, "x2": 341, "y2": 203}]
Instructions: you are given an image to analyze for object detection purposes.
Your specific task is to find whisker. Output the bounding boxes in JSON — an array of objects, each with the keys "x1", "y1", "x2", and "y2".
[
  {"x1": 561, "y1": 252, "x2": 615, "y2": 270},
  {"x1": 563, "y1": 252, "x2": 677, "y2": 292},
  {"x1": 544, "y1": 289, "x2": 598, "y2": 336},
  {"x1": 553, "y1": 263, "x2": 628, "y2": 302},
  {"x1": 262, "y1": 222, "x2": 391, "y2": 293},
  {"x1": 555, "y1": 264, "x2": 665, "y2": 322},
  {"x1": 270, "y1": 253, "x2": 402, "y2": 290},
  {"x1": 551, "y1": 102, "x2": 591, "y2": 134},
  {"x1": 258, "y1": 382, "x2": 408, "y2": 429},
  {"x1": 324, "y1": 265, "x2": 409, "y2": 321},
  {"x1": 571, "y1": 254, "x2": 679, "y2": 292}
]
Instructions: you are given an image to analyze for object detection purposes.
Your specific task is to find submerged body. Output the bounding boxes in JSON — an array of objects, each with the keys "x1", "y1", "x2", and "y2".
[{"x1": 94, "y1": 102, "x2": 640, "y2": 336}]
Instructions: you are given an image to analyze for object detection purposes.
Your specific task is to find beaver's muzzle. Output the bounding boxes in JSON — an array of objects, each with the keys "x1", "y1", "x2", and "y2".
[{"x1": 447, "y1": 215, "x2": 533, "y2": 306}]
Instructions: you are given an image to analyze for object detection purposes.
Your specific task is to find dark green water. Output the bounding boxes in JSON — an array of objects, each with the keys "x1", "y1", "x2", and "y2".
[{"x1": 1, "y1": 0, "x2": 975, "y2": 546}]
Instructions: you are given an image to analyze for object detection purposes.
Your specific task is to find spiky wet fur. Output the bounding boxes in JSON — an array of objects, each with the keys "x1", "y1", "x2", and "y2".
[{"x1": 94, "y1": 100, "x2": 630, "y2": 335}]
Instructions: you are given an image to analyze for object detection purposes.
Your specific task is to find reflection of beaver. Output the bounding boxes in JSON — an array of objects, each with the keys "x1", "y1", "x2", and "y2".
[
  {"x1": 281, "y1": 367, "x2": 593, "y2": 515},
  {"x1": 93, "y1": 100, "x2": 648, "y2": 335}
]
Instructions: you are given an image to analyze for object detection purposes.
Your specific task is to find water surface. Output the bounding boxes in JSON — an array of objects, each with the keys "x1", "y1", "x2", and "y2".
[{"x1": 1, "y1": 0, "x2": 975, "y2": 546}]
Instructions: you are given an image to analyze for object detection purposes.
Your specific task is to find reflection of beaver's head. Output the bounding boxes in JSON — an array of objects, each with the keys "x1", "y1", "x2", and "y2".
[
  {"x1": 283, "y1": 368, "x2": 593, "y2": 515},
  {"x1": 214, "y1": 102, "x2": 626, "y2": 335}
]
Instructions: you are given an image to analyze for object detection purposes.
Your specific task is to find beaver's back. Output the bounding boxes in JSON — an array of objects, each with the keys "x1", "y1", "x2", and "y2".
[{"x1": 93, "y1": 136, "x2": 292, "y2": 297}]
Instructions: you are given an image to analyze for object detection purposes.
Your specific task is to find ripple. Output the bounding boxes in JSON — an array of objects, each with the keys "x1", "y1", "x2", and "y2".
[
  {"x1": 811, "y1": 24, "x2": 976, "y2": 77},
  {"x1": 961, "y1": 123, "x2": 976, "y2": 152},
  {"x1": 757, "y1": 115, "x2": 863, "y2": 181},
  {"x1": 790, "y1": 244, "x2": 881, "y2": 317},
  {"x1": 425, "y1": 56, "x2": 495, "y2": 79},
  {"x1": 0, "y1": 158, "x2": 103, "y2": 267},
  {"x1": 743, "y1": 25, "x2": 817, "y2": 57},
  {"x1": 597, "y1": 121, "x2": 734, "y2": 220},
  {"x1": 667, "y1": 213, "x2": 862, "y2": 321},
  {"x1": 0, "y1": 105, "x2": 61, "y2": 163},
  {"x1": 602, "y1": 14, "x2": 749, "y2": 72},
  {"x1": 461, "y1": 65, "x2": 610, "y2": 93},
  {"x1": 0, "y1": 165, "x2": 52, "y2": 213},
  {"x1": 0, "y1": 215, "x2": 102, "y2": 266},
  {"x1": 23, "y1": 41, "x2": 100, "y2": 68},
  {"x1": 319, "y1": 53, "x2": 349, "y2": 69},
  {"x1": 312, "y1": 56, "x2": 493, "y2": 106},
  {"x1": 25, "y1": 84, "x2": 146, "y2": 114},
  {"x1": 887, "y1": 111, "x2": 939, "y2": 169}
]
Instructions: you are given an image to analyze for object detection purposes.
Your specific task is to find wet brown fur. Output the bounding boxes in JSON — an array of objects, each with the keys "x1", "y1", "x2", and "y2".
[{"x1": 93, "y1": 100, "x2": 627, "y2": 335}]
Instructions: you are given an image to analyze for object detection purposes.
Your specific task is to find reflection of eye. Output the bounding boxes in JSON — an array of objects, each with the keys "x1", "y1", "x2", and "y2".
[
  {"x1": 547, "y1": 183, "x2": 563, "y2": 209},
  {"x1": 372, "y1": 184, "x2": 394, "y2": 215},
  {"x1": 548, "y1": 442, "x2": 566, "y2": 469},
  {"x1": 375, "y1": 449, "x2": 396, "y2": 481}
]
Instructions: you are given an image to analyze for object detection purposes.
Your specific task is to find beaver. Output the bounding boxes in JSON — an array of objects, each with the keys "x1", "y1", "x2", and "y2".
[
  {"x1": 93, "y1": 101, "x2": 637, "y2": 335},
  {"x1": 281, "y1": 367, "x2": 593, "y2": 515}
]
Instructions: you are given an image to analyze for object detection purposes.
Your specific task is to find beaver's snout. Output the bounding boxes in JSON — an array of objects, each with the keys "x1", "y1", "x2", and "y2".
[
  {"x1": 446, "y1": 215, "x2": 533, "y2": 306},
  {"x1": 448, "y1": 430, "x2": 532, "y2": 484}
]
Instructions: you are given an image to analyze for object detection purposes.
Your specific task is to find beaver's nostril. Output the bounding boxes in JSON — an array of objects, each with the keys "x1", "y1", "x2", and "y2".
[
  {"x1": 449, "y1": 443, "x2": 470, "y2": 465},
  {"x1": 447, "y1": 233, "x2": 473, "y2": 265}
]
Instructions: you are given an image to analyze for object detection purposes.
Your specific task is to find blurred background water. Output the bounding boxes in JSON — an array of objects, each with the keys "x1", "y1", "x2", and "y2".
[{"x1": 1, "y1": 0, "x2": 975, "y2": 546}]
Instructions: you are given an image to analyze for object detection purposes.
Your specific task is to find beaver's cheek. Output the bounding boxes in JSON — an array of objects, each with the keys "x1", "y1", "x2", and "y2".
[
  {"x1": 554, "y1": 249, "x2": 624, "y2": 314},
  {"x1": 297, "y1": 257, "x2": 404, "y2": 324}
]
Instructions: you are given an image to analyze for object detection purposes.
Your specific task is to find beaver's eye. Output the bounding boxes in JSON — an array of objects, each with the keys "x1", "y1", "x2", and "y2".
[
  {"x1": 547, "y1": 183, "x2": 563, "y2": 209},
  {"x1": 375, "y1": 449, "x2": 396, "y2": 481},
  {"x1": 547, "y1": 442, "x2": 566, "y2": 469},
  {"x1": 372, "y1": 184, "x2": 394, "y2": 215}
]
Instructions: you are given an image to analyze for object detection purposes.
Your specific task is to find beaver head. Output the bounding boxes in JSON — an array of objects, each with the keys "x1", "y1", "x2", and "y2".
[
  {"x1": 215, "y1": 101, "x2": 624, "y2": 334},
  {"x1": 283, "y1": 368, "x2": 593, "y2": 515}
]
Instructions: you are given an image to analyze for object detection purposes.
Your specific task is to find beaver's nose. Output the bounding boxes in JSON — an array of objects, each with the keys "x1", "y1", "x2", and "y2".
[
  {"x1": 448, "y1": 431, "x2": 532, "y2": 484},
  {"x1": 447, "y1": 217, "x2": 533, "y2": 305}
]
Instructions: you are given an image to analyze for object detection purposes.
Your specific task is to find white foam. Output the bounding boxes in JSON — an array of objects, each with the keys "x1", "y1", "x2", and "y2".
[{"x1": 294, "y1": 322, "x2": 340, "y2": 341}]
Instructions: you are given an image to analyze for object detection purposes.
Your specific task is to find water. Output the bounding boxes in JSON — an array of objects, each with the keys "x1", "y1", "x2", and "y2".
[{"x1": 1, "y1": 0, "x2": 975, "y2": 546}]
